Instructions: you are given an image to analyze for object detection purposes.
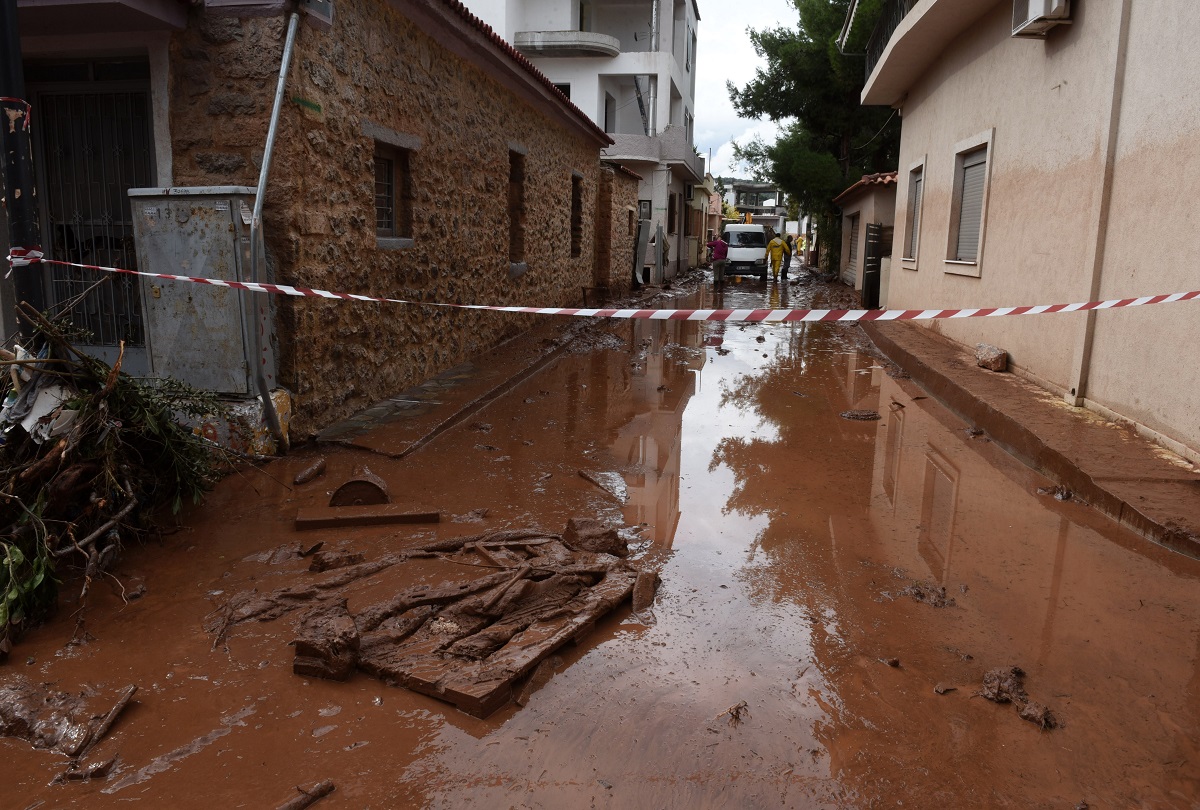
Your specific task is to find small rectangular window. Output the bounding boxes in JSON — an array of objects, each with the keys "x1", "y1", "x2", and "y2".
[
  {"x1": 571, "y1": 175, "x2": 583, "y2": 258},
  {"x1": 904, "y1": 166, "x2": 923, "y2": 260},
  {"x1": 509, "y1": 151, "x2": 526, "y2": 263},
  {"x1": 628, "y1": 209, "x2": 635, "y2": 235},
  {"x1": 667, "y1": 194, "x2": 677, "y2": 234},
  {"x1": 953, "y1": 148, "x2": 987, "y2": 262},
  {"x1": 375, "y1": 144, "x2": 412, "y2": 239}
]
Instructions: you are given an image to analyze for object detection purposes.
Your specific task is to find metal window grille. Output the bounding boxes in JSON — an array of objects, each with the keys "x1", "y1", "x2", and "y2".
[{"x1": 375, "y1": 154, "x2": 395, "y2": 237}]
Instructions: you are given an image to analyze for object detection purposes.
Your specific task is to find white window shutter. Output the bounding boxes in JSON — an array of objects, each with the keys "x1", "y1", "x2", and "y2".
[{"x1": 956, "y1": 150, "x2": 987, "y2": 261}]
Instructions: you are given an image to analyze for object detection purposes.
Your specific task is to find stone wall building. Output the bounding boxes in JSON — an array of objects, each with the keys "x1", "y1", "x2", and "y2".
[{"x1": 8, "y1": 0, "x2": 640, "y2": 439}]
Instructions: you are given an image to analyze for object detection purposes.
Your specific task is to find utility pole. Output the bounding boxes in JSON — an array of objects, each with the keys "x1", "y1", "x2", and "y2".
[{"x1": 1, "y1": 0, "x2": 47, "y2": 334}]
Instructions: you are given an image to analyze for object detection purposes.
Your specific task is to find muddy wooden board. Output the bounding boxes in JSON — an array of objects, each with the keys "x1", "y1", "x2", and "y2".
[{"x1": 361, "y1": 569, "x2": 636, "y2": 717}]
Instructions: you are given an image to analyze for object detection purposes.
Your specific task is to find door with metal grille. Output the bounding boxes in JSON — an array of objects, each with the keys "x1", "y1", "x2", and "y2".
[{"x1": 30, "y1": 60, "x2": 155, "y2": 374}]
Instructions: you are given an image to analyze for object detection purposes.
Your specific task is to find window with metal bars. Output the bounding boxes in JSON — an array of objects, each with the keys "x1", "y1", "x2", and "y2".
[
  {"x1": 509, "y1": 151, "x2": 526, "y2": 263},
  {"x1": 571, "y1": 174, "x2": 583, "y2": 258},
  {"x1": 374, "y1": 144, "x2": 412, "y2": 240}
]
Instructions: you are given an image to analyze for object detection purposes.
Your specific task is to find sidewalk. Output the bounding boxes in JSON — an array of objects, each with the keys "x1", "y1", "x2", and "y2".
[{"x1": 864, "y1": 320, "x2": 1200, "y2": 557}]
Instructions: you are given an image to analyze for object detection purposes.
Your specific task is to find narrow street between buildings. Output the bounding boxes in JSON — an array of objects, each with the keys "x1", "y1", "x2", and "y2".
[{"x1": 6, "y1": 276, "x2": 1199, "y2": 809}]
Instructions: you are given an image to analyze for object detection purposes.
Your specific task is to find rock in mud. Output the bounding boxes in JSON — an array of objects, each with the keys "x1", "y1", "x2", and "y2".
[
  {"x1": 562, "y1": 518, "x2": 627, "y2": 557},
  {"x1": 631, "y1": 569, "x2": 661, "y2": 612},
  {"x1": 975, "y1": 343, "x2": 1008, "y2": 372},
  {"x1": 898, "y1": 581, "x2": 957, "y2": 608},
  {"x1": 979, "y1": 665, "x2": 1058, "y2": 729},
  {"x1": 839, "y1": 409, "x2": 881, "y2": 421},
  {"x1": 293, "y1": 600, "x2": 360, "y2": 681}
]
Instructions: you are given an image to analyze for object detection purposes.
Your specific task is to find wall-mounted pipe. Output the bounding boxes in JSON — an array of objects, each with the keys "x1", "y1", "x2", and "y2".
[{"x1": 245, "y1": 10, "x2": 301, "y2": 451}]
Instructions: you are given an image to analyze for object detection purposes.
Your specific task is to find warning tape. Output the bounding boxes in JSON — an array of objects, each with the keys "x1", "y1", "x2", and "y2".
[{"x1": 15, "y1": 257, "x2": 1200, "y2": 323}]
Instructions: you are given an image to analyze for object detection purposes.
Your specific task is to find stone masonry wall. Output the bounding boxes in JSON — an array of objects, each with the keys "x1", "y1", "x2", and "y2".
[
  {"x1": 169, "y1": 1, "x2": 607, "y2": 437},
  {"x1": 599, "y1": 169, "x2": 639, "y2": 297}
]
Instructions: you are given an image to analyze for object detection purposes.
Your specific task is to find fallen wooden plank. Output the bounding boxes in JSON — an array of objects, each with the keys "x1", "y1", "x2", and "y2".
[{"x1": 294, "y1": 505, "x2": 441, "y2": 530}]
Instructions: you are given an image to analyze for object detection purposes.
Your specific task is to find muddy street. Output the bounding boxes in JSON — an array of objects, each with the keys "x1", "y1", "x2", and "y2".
[{"x1": 6, "y1": 277, "x2": 1200, "y2": 809}]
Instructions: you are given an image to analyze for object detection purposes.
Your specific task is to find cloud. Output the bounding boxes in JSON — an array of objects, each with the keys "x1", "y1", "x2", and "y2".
[{"x1": 694, "y1": 0, "x2": 798, "y2": 179}]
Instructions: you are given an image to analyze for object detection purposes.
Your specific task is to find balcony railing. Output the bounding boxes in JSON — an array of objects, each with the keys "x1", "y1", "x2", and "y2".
[{"x1": 865, "y1": 0, "x2": 918, "y2": 79}]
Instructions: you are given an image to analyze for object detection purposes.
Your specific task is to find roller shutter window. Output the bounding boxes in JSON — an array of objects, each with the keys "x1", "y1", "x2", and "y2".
[
  {"x1": 906, "y1": 169, "x2": 923, "y2": 259},
  {"x1": 848, "y1": 214, "x2": 860, "y2": 271},
  {"x1": 955, "y1": 148, "x2": 987, "y2": 262}
]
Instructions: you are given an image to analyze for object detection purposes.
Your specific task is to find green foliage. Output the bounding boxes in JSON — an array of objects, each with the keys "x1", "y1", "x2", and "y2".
[
  {"x1": 727, "y1": 0, "x2": 900, "y2": 226},
  {"x1": 0, "y1": 312, "x2": 225, "y2": 656}
]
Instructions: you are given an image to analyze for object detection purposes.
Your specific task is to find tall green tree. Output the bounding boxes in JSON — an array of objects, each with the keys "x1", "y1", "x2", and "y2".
[{"x1": 728, "y1": 0, "x2": 899, "y2": 268}]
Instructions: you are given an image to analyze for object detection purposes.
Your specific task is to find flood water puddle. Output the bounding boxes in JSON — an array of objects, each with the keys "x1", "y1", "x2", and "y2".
[{"x1": 5, "y1": 278, "x2": 1198, "y2": 808}]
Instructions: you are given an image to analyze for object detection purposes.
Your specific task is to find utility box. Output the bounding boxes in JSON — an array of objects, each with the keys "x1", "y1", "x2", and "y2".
[{"x1": 128, "y1": 187, "x2": 276, "y2": 396}]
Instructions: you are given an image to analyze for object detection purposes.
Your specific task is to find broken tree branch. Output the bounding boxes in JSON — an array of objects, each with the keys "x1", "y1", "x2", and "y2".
[{"x1": 276, "y1": 779, "x2": 335, "y2": 810}]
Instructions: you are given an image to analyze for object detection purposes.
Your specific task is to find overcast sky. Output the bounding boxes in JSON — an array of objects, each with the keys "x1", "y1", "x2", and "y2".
[{"x1": 695, "y1": 0, "x2": 799, "y2": 179}]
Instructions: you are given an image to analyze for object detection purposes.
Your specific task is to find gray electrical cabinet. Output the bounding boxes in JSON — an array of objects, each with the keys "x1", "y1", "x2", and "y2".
[{"x1": 128, "y1": 187, "x2": 276, "y2": 396}]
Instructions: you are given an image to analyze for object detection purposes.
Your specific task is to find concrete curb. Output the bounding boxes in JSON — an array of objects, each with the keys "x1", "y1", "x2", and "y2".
[{"x1": 864, "y1": 321, "x2": 1200, "y2": 558}]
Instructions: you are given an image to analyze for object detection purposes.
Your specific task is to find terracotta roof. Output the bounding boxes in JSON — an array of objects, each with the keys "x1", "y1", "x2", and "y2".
[
  {"x1": 604, "y1": 161, "x2": 644, "y2": 182},
  {"x1": 833, "y1": 171, "x2": 897, "y2": 205},
  {"x1": 440, "y1": 0, "x2": 614, "y2": 146}
]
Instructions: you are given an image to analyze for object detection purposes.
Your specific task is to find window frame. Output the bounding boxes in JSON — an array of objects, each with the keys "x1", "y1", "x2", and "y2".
[
  {"x1": 902, "y1": 156, "x2": 925, "y2": 266},
  {"x1": 362, "y1": 120, "x2": 421, "y2": 250},
  {"x1": 944, "y1": 129, "x2": 995, "y2": 278},
  {"x1": 570, "y1": 172, "x2": 583, "y2": 258},
  {"x1": 508, "y1": 146, "x2": 527, "y2": 269}
]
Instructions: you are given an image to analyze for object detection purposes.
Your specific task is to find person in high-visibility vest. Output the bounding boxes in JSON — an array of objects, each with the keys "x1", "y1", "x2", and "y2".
[{"x1": 767, "y1": 232, "x2": 786, "y2": 281}]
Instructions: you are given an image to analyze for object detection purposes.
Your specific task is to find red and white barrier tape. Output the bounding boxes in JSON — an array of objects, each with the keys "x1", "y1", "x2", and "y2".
[{"x1": 16, "y1": 256, "x2": 1200, "y2": 323}]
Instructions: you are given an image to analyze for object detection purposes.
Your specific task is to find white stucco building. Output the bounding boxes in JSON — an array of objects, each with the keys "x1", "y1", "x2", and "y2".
[{"x1": 465, "y1": 0, "x2": 705, "y2": 279}]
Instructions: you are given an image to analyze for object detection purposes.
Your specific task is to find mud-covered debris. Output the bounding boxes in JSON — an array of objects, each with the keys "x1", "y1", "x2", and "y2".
[
  {"x1": 468, "y1": 421, "x2": 493, "y2": 433},
  {"x1": 578, "y1": 470, "x2": 629, "y2": 503},
  {"x1": 293, "y1": 457, "x2": 327, "y2": 485},
  {"x1": 978, "y1": 666, "x2": 1058, "y2": 729},
  {"x1": 1037, "y1": 484, "x2": 1073, "y2": 501},
  {"x1": 0, "y1": 677, "x2": 137, "y2": 757},
  {"x1": 1018, "y1": 699, "x2": 1058, "y2": 729},
  {"x1": 840, "y1": 409, "x2": 881, "y2": 421},
  {"x1": 980, "y1": 665, "x2": 1026, "y2": 703},
  {"x1": 718, "y1": 700, "x2": 750, "y2": 727},
  {"x1": 563, "y1": 518, "x2": 628, "y2": 557},
  {"x1": 965, "y1": 427, "x2": 985, "y2": 438},
  {"x1": 308, "y1": 550, "x2": 366, "y2": 573},
  {"x1": 451, "y1": 508, "x2": 490, "y2": 523},
  {"x1": 894, "y1": 581, "x2": 957, "y2": 608},
  {"x1": 292, "y1": 600, "x2": 360, "y2": 682},
  {"x1": 328, "y1": 466, "x2": 389, "y2": 507},
  {"x1": 885, "y1": 658, "x2": 901, "y2": 668},
  {"x1": 515, "y1": 656, "x2": 563, "y2": 706},
  {"x1": 276, "y1": 779, "x2": 335, "y2": 810},
  {"x1": 631, "y1": 569, "x2": 661, "y2": 612},
  {"x1": 53, "y1": 753, "x2": 119, "y2": 783},
  {"x1": 934, "y1": 684, "x2": 957, "y2": 695}
]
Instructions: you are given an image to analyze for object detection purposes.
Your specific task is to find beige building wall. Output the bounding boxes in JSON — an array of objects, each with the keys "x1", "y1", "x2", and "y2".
[
  {"x1": 883, "y1": 1, "x2": 1198, "y2": 453},
  {"x1": 169, "y1": 0, "x2": 612, "y2": 437},
  {"x1": 838, "y1": 186, "x2": 895, "y2": 291}
]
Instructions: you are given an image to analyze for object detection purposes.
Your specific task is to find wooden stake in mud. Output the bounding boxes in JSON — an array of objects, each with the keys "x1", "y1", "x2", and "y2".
[{"x1": 276, "y1": 779, "x2": 335, "y2": 810}]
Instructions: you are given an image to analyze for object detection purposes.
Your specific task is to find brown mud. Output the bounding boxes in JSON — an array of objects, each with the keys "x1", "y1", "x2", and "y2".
[{"x1": 3, "y1": 275, "x2": 1199, "y2": 808}]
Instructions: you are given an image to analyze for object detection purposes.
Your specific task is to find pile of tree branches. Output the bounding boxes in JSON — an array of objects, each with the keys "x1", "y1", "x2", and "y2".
[{"x1": 0, "y1": 303, "x2": 223, "y2": 657}]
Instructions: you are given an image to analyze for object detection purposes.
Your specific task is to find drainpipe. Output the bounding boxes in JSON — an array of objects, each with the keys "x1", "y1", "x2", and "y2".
[
  {"x1": 1064, "y1": 0, "x2": 1131, "y2": 406},
  {"x1": 246, "y1": 10, "x2": 301, "y2": 450},
  {"x1": 650, "y1": 0, "x2": 659, "y2": 52}
]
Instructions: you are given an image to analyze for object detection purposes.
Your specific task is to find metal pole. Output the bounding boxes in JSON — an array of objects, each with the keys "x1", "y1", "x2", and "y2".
[
  {"x1": 0, "y1": 0, "x2": 46, "y2": 332},
  {"x1": 245, "y1": 10, "x2": 300, "y2": 450}
]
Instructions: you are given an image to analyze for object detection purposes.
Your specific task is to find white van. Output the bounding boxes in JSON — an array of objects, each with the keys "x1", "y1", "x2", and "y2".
[{"x1": 723, "y1": 224, "x2": 768, "y2": 277}]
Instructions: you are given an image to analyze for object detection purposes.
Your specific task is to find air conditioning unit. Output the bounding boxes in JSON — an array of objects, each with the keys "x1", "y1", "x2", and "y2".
[{"x1": 1012, "y1": 0, "x2": 1071, "y2": 38}]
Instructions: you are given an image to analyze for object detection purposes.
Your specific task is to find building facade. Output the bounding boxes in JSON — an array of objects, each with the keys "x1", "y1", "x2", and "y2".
[
  {"x1": 857, "y1": 0, "x2": 1200, "y2": 460},
  {"x1": 5, "y1": 0, "x2": 637, "y2": 439},
  {"x1": 465, "y1": 0, "x2": 706, "y2": 280}
]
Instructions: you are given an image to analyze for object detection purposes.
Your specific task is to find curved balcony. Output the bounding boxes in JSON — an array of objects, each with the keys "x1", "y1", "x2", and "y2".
[{"x1": 514, "y1": 31, "x2": 621, "y2": 58}]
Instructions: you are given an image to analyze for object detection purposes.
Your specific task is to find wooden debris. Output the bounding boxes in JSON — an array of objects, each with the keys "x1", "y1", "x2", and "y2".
[
  {"x1": 329, "y1": 466, "x2": 389, "y2": 506},
  {"x1": 53, "y1": 754, "x2": 118, "y2": 784},
  {"x1": 308, "y1": 550, "x2": 365, "y2": 573},
  {"x1": 292, "y1": 601, "x2": 359, "y2": 682},
  {"x1": 562, "y1": 518, "x2": 628, "y2": 557},
  {"x1": 276, "y1": 779, "x2": 335, "y2": 810},
  {"x1": 577, "y1": 469, "x2": 627, "y2": 503},
  {"x1": 293, "y1": 457, "x2": 327, "y2": 485},
  {"x1": 631, "y1": 569, "x2": 660, "y2": 612},
  {"x1": 71, "y1": 684, "x2": 138, "y2": 759},
  {"x1": 718, "y1": 700, "x2": 750, "y2": 727},
  {"x1": 295, "y1": 505, "x2": 440, "y2": 530}
]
